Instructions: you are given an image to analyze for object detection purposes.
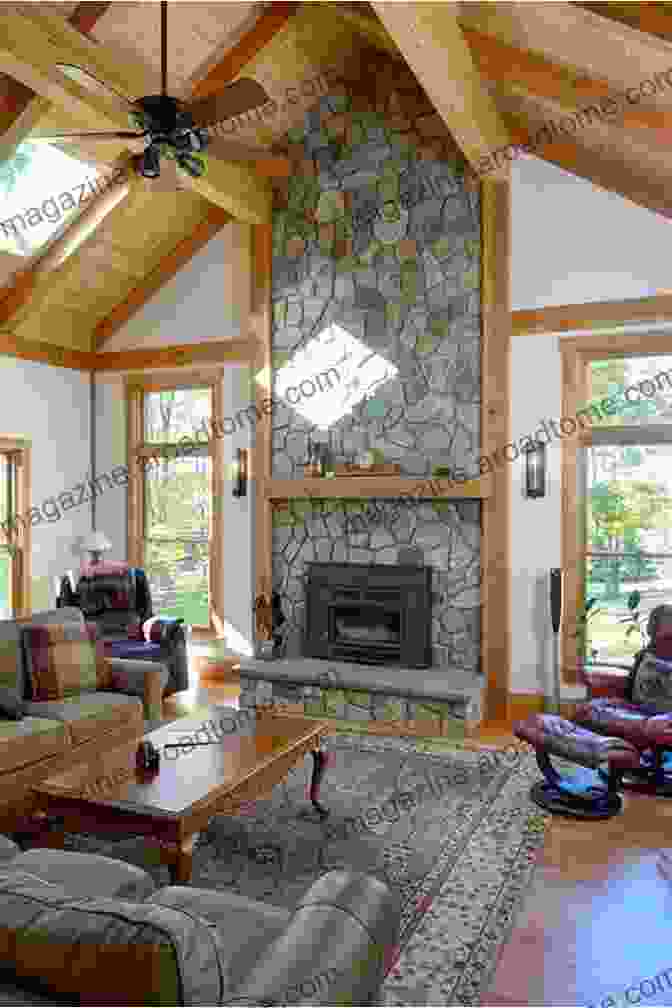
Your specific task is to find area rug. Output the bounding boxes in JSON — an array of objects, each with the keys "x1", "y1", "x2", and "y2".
[{"x1": 60, "y1": 733, "x2": 548, "y2": 1006}]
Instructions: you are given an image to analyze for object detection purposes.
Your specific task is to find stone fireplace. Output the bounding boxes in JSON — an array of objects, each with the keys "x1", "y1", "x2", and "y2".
[
  {"x1": 272, "y1": 499, "x2": 480, "y2": 674},
  {"x1": 304, "y1": 561, "x2": 432, "y2": 667},
  {"x1": 269, "y1": 66, "x2": 481, "y2": 684}
]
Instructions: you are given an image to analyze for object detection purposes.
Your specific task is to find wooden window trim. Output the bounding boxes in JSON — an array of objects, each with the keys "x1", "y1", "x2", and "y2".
[
  {"x1": 0, "y1": 439, "x2": 30, "y2": 617},
  {"x1": 561, "y1": 333, "x2": 672, "y2": 683},
  {"x1": 126, "y1": 378, "x2": 223, "y2": 637}
]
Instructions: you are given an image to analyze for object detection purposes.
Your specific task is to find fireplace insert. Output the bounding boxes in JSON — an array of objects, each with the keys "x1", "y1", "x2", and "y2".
[{"x1": 304, "y1": 562, "x2": 432, "y2": 667}]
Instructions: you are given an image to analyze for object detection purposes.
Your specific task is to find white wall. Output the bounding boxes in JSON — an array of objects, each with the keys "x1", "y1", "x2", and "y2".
[
  {"x1": 509, "y1": 155, "x2": 672, "y2": 694},
  {"x1": 512, "y1": 154, "x2": 672, "y2": 310},
  {"x1": 0, "y1": 357, "x2": 91, "y2": 610},
  {"x1": 102, "y1": 227, "x2": 250, "y2": 351},
  {"x1": 95, "y1": 221, "x2": 254, "y2": 656},
  {"x1": 509, "y1": 333, "x2": 564, "y2": 696}
]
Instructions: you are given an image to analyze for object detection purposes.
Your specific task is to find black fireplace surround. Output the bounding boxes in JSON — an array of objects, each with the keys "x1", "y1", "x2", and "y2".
[{"x1": 304, "y1": 562, "x2": 432, "y2": 668}]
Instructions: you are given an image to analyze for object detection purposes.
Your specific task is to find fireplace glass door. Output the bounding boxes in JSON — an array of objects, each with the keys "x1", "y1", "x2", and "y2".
[{"x1": 330, "y1": 601, "x2": 402, "y2": 662}]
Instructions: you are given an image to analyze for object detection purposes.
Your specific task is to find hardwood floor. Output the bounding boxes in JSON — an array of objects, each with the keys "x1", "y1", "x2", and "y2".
[
  {"x1": 481, "y1": 732, "x2": 672, "y2": 1008},
  {"x1": 169, "y1": 670, "x2": 672, "y2": 1006}
]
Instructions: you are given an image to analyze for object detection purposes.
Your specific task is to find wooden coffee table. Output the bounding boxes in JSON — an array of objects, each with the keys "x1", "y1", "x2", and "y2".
[{"x1": 32, "y1": 709, "x2": 329, "y2": 884}]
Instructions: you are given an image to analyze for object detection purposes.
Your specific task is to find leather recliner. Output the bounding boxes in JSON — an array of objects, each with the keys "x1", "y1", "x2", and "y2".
[
  {"x1": 574, "y1": 623, "x2": 672, "y2": 796},
  {"x1": 58, "y1": 565, "x2": 188, "y2": 697}
]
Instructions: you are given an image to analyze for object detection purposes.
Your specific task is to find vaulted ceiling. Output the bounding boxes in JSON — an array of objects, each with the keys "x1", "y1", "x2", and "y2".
[{"x1": 0, "y1": 1, "x2": 671, "y2": 358}]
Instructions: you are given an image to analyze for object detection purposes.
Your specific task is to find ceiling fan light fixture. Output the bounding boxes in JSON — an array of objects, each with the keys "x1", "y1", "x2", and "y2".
[
  {"x1": 48, "y1": 3, "x2": 272, "y2": 189},
  {"x1": 137, "y1": 145, "x2": 161, "y2": 178},
  {"x1": 176, "y1": 153, "x2": 205, "y2": 178}
]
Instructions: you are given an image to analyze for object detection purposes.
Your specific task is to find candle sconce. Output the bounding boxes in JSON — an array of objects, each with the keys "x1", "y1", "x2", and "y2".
[
  {"x1": 232, "y1": 448, "x2": 248, "y2": 498},
  {"x1": 524, "y1": 441, "x2": 546, "y2": 498}
]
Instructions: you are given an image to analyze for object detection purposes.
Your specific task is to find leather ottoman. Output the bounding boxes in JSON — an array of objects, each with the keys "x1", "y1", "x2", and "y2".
[{"x1": 515, "y1": 713, "x2": 642, "y2": 819}]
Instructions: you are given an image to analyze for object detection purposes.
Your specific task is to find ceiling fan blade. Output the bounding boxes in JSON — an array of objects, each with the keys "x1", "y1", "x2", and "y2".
[
  {"x1": 185, "y1": 78, "x2": 270, "y2": 128},
  {"x1": 205, "y1": 138, "x2": 274, "y2": 159},
  {"x1": 205, "y1": 137, "x2": 291, "y2": 175},
  {"x1": 32, "y1": 131, "x2": 147, "y2": 142},
  {"x1": 55, "y1": 64, "x2": 137, "y2": 116}
]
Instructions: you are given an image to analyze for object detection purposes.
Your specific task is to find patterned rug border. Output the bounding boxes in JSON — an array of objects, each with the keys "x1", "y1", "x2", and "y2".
[
  {"x1": 358, "y1": 734, "x2": 549, "y2": 1005},
  {"x1": 318, "y1": 734, "x2": 548, "y2": 974}
]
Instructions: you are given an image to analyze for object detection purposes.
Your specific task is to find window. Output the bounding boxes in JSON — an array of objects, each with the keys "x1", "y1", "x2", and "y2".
[
  {"x1": 127, "y1": 377, "x2": 223, "y2": 636},
  {"x1": 581, "y1": 354, "x2": 672, "y2": 664},
  {"x1": 0, "y1": 441, "x2": 30, "y2": 617},
  {"x1": 0, "y1": 142, "x2": 102, "y2": 257}
]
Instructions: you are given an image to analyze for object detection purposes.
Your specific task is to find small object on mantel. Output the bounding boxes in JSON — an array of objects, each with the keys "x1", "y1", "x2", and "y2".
[
  {"x1": 136, "y1": 740, "x2": 160, "y2": 772},
  {"x1": 253, "y1": 592, "x2": 273, "y2": 640},
  {"x1": 333, "y1": 462, "x2": 401, "y2": 476}
]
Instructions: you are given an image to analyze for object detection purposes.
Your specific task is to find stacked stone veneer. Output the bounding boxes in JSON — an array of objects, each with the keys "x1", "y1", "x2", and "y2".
[
  {"x1": 270, "y1": 65, "x2": 481, "y2": 677},
  {"x1": 273, "y1": 501, "x2": 480, "y2": 672}
]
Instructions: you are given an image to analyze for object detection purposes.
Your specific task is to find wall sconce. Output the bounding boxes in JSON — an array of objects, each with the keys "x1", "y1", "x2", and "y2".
[
  {"x1": 524, "y1": 441, "x2": 546, "y2": 498},
  {"x1": 232, "y1": 448, "x2": 248, "y2": 498}
]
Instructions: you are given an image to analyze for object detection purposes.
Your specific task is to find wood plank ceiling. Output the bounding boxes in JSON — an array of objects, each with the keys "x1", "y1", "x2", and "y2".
[{"x1": 0, "y1": 1, "x2": 672, "y2": 356}]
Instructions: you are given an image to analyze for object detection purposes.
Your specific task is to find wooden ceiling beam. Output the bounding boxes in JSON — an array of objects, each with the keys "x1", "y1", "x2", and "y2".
[
  {"x1": 192, "y1": 3, "x2": 299, "y2": 98},
  {"x1": 576, "y1": 3, "x2": 672, "y2": 44},
  {"x1": 0, "y1": 162, "x2": 133, "y2": 332},
  {"x1": 183, "y1": 155, "x2": 271, "y2": 225},
  {"x1": 329, "y1": 5, "x2": 398, "y2": 56},
  {"x1": 0, "y1": 329, "x2": 94, "y2": 369},
  {"x1": 513, "y1": 293, "x2": 672, "y2": 336},
  {"x1": 0, "y1": 14, "x2": 144, "y2": 131},
  {"x1": 507, "y1": 119, "x2": 672, "y2": 220},
  {"x1": 0, "y1": 5, "x2": 110, "y2": 165},
  {"x1": 464, "y1": 27, "x2": 672, "y2": 133},
  {"x1": 93, "y1": 339, "x2": 252, "y2": 373},
  {"x1": 94, "y1": 206, "x2": 231, "y2": 350},
  {"x1": 371, "y1": 2, "x2": 512, "y2": 174}
]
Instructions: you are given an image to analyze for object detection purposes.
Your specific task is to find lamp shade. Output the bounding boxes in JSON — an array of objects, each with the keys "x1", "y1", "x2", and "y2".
[{"x1": 79, "y1": 531, "x2": 112, "y2": 554}]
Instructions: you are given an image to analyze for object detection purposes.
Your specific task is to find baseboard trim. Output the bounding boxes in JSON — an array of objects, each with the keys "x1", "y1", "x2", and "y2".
[{"x1": 507, "y1": 693, "x2": 582, "y2": 724}]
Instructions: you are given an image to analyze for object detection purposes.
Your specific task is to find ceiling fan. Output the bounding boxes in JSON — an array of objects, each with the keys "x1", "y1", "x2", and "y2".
[{"x1": 31, "y1": 0, "x2": 280, "y2": 190}]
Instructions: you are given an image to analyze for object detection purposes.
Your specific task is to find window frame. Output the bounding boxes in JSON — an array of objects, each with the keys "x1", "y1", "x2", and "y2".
[
  {"x1": 0, "y1": 438, "x2": 30, "y2": 617},
  {"x1": 583, "y1": 426, "x2": 672, "y2": 663},
  {"x1": 562, "y1": 334, "x2": 672, "y2": 681},
  {"x1": 126, "y1": 372, "x2": 224, "y2": 640}
]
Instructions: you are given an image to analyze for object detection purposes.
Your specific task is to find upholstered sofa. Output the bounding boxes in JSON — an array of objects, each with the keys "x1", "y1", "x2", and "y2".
[
  {"x1": 0, "y1": 607, "x2": 169, "y2": 833},
  {"x1": 0, "y1": 835, "x2": 400, "y2": 1005}
]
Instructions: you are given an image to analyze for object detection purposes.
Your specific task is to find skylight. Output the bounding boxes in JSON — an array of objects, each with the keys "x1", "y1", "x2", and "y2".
[
  {"x1": 273, "y1": 323, "x2": 398, "y2": 430},
  {"x1": 0, "y1": 142, "x2": 101, "y2": 256}
]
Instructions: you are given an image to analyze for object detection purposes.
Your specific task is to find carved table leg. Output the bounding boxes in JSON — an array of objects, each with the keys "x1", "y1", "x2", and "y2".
[
  {"x1": 165, "y1": 836, "x2": 195, "y2": 884},
  {"x1": 310, "y1": 749, "x2": 329, "y2": 818}
]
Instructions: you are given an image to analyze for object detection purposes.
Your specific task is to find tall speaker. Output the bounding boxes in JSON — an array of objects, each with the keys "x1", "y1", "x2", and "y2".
[
  {"x1": 550, "y1": 568, "x2": 563, "y2": 634},
  {"x1": 547, "y1": 569, "x2": 563, "y2": 713}
]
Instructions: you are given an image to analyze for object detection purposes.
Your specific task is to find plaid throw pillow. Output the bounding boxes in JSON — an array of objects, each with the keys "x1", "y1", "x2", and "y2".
[{"x1": 23, "y1": 622, "x2": 111, "y2": 701}]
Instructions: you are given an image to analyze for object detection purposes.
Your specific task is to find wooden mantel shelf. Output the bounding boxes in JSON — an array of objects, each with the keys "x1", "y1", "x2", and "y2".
[{"x1": 262, "y1": 476, "x2": 489, "y2": 500}]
